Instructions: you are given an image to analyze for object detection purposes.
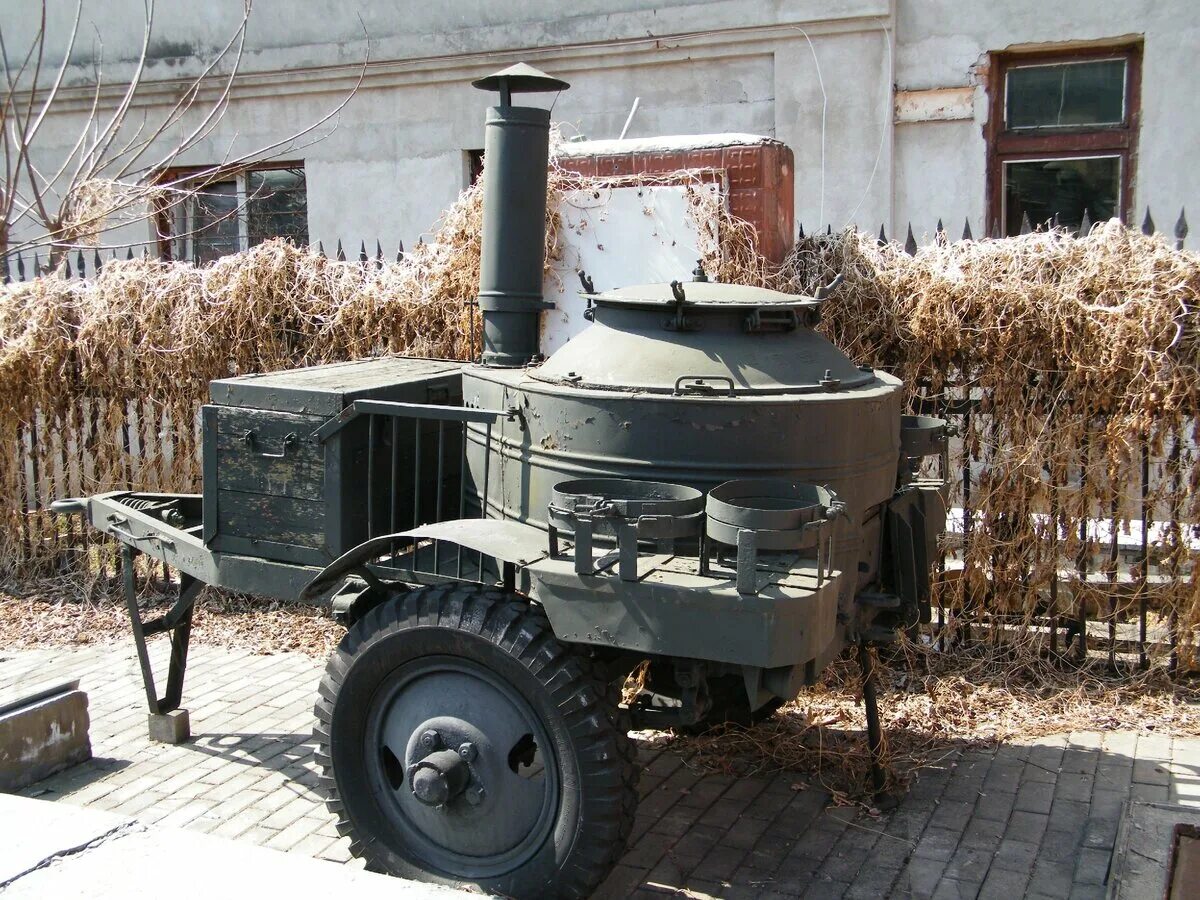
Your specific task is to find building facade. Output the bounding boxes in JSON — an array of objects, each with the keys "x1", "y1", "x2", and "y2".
[{"x1": 4, "y1": 0, "x2": 1196, "y2": 260}]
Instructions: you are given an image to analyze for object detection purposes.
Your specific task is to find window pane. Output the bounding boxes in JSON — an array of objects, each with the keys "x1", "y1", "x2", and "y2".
[
  {"x1": 189, "y1": 181, "x2": 240, "y2": 264},
  {"x1": 247, "y1": 168, "x2": 308, "y2": 247},
  {"x1": 1003, "y1": 156, "x2": 1120, "y2": 235},
  {"x1": 1006, "y1": 59, "x2": 1126, "y2": 129}
]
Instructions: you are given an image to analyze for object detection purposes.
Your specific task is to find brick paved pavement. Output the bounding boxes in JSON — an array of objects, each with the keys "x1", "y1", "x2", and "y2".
[{"x1": 2, "y1": 640, "x2": 1198, "y2": 899}]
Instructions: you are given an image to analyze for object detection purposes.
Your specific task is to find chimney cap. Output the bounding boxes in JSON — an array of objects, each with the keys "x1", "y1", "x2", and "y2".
[{"x1": 472, "y1": 62, "x2": 570, "y2": 96}]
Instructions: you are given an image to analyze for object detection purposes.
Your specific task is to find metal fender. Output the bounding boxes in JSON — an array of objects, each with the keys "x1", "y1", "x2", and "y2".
[{"x1": 299, "y1": 518, "x2": 550, "y2": 602}]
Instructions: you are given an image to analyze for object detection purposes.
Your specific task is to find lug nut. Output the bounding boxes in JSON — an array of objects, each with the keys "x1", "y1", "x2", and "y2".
[
  {"x1": 465, "y1": 784, "x2": 486, "y2": 806},
  {"x1": 420, "y1": 729, "x2": 439, "y2": 750},
  {"x1": 458, "y1": 742, "x2": 476, "y2": 761}
]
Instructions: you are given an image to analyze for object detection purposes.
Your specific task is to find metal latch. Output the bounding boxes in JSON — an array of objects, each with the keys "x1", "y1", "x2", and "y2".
[
  {"x1": 743, "y1": 307, "x2": 799, "y2": 333},
  {"x1": 664, "y1": 280, "x2": 698, "y2": 332},
  {"x1": 579, "y1": 271, "x2": 597, "y2": 322},
  {"x1": 814, "y1": 273, "x2": 844, "y2": 300},
  {"x1": 673, "y1": 375, "x2": 735, "y2": 397}
]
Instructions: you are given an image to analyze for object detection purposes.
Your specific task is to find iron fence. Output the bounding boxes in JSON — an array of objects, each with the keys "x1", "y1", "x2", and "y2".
[
  {"x1": 0, "y1": 238, "x2": 410, "y2": 283},
  {"x1": 818, "y1": 206, "x2": 1192, "y2": 673},
  {"x1": 2, "y1": 206, "x2": 1187, "y2": 284},
  {"x1": 1, "y1": 207, "x2": 1196, "y2": 673}
]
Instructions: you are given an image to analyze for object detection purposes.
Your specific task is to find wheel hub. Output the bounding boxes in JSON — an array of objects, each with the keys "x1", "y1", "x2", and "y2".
[
  {"x1": 367, "y1": 660, "x2": 559, "y2": 867},
  {"x1": 405, "y1": 729, "x2": 480, "y2": 808}
]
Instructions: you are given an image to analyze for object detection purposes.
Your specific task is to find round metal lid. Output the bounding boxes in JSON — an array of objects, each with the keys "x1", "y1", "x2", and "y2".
[{"x1": 532, "y1": 286, "x2": 873, "y2": 395}]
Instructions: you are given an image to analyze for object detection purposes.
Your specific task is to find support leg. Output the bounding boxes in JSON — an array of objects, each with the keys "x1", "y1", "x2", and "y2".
[
  {"x1": 159, "y1": 574, "x2": 198, "y2": 714},
  {"x1": 857, "y1": 642, "x2": 887, "y2": 799},
  {"x1": 121, "y1": 545, "x2": 197, "y2": 743},
  {"x1": 122, "y1": 545, "x2": 159, "y2": 712}
]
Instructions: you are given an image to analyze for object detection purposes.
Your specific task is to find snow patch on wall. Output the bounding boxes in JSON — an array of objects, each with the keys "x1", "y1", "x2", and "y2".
[{"x1": 557, "y1": 133, "x2": 780, "y2": 157}]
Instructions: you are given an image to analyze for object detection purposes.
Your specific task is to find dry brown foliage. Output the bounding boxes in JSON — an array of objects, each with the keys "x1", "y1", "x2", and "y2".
[
  {"x1": 666, "y1": 638, "x2": 1200, "y2": 800},
  {"x1": 1, "y1": 161, "x2": 1198, "y2": 665},
  {"x1": 0, "y1": 194, "x2": 483, "y2": 577},
  {"x1": 767, "y1": 224, "x2": 1200, "y2": 665},
  {"x1": 0, "y1": 585, "x2": 343, "y2": 659}
]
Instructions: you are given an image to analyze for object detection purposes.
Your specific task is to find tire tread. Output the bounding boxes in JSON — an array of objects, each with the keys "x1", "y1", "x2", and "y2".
[{"x1": 313, "y1": 583, "x2": 638, "y2": 898}]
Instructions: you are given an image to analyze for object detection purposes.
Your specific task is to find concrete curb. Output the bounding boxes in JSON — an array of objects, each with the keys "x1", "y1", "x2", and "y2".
[
  {"x1": 0, "y1": 794, "x2": 478, "y2": 898},
  {"x1": 1108, "y1": 801, "x2": 1200, "y2": 899}
]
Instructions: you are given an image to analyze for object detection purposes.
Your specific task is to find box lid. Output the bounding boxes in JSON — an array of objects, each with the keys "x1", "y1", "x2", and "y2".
[{"x1": 209, "y1": 356, "x2": 464, "y2": 416}]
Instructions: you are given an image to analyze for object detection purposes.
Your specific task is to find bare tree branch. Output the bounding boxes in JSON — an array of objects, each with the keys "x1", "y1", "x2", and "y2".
[
  {"x1": 23, "y1": 0, "x2": 83, "y2": 144},
  {"x1": 8, "y1": 125, "x2": 337, "y2": 258},
  {"x1": 68, "y1": 0, "x2": 155, "y2": 189},
  {"x1": 1, "y1": 0, "x2": 363, "y2": 265},
  {"x1": 0, "y1": 7, "x2": 49, "y2": 246},
  {"x1": 109, "y1": 0, "x2": 253, "y2": 183},
  {"x1": 35, "y1": 35, "x2": 108, "y2": 202}
]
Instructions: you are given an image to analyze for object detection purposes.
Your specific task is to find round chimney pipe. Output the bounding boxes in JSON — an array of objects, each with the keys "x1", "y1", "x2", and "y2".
[{"x1": 472, "y1": 64, "x2": 569, "y2": 367}]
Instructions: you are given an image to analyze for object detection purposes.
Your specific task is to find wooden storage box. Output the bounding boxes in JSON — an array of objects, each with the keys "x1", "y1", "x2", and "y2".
[{"x1": 203, "y1": 356, "x2": 464, "y2": 566}]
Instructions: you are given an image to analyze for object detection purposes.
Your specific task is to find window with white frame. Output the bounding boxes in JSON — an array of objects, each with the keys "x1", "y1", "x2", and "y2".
[{"x1": 164, "y1": 164, "x2": 308, "y2": 263}]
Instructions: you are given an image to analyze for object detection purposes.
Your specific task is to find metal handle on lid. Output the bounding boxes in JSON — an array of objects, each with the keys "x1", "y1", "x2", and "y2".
[
  {"x1": 673, "y1": 375, "x2": 735, "y2": 396},
  {"x1": 814, "y1": 273, "x2": 844, "y2": 300}
]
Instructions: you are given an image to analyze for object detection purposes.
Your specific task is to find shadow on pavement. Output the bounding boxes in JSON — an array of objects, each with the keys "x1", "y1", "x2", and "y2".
[
  {"x1": 18, "y1": 756, "x2": 131, "y2": 799},
  {"x1": 592, "y1": 728, "x2": 1177, "y2": 900},
  {"x1": 186, "y1": 731, "x2": 322, "y2": 796}
]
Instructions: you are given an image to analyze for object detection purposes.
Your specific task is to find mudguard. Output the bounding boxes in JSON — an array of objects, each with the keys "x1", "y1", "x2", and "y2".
[{"x1": 299, "y1": 518, "x2": 549, "y2": 601}]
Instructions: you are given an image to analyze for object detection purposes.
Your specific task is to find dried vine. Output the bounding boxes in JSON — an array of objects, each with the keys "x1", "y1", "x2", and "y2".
[
  {"x1": 763, "y1": 224, "x2": 1200, "y2": 666},
  {"x1": 1, "y1": 165, "x2": 1198, "y2": 672}
]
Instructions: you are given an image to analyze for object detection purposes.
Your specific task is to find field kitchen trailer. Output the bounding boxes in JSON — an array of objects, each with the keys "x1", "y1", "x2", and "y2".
[{"x1": 55, "y1": 64, "x2": 947, "y2": 898}]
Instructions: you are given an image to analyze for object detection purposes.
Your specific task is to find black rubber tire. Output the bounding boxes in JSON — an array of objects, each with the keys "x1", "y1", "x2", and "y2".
[{"x1": 314, "y1": 583, "x2": 638, "y2": 899}]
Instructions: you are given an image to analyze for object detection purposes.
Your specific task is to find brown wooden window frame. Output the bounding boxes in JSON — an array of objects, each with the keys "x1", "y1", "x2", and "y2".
[
  {"x1": 986, "y1": 42, "x2": 1142, "y2": 235},
  {"x1": 153, "y1": 160, "x2": 308, "y2": 262}
]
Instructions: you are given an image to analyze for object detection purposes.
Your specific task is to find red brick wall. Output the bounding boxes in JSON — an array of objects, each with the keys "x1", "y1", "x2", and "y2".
[{"x1": 557, "y1": 141, "x2": 795, "y2": 264}]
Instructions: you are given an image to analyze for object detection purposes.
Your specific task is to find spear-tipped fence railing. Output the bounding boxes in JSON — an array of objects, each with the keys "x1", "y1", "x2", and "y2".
[{"x1": 1, "y1": 237, "x2": 410, "y2": 284}]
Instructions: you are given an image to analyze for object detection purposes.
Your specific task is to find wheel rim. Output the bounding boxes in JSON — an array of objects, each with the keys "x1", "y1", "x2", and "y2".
[{"x1": 363, "y1": 654, "x2": 561, "y2": 878}]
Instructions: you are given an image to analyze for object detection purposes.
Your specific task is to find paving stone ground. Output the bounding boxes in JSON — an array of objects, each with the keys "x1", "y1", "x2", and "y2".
[{"x1": 3, "y1": 640, "x2": 1198, "y2": 899}]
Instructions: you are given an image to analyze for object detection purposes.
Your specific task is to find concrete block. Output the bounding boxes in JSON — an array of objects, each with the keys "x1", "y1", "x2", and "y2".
[
  {"x1": 977, "y1": 865, "x2": 1030, "y2": 900},
  {"x1": 913, "y1": 826, "x2": 960, "y2": 862},
  {"x1": 1015, "y1": 781, "x2": 1054, "y2": 814},
  {"x1": 991, "y1": 838, "x2": 1039, "y2": 872},
  {"x1": 147, "y1": 709, "x2": 190, "y2": 744},
  {"x1": 1109, "y1": 801, "x2": 1200, "y2": 899},
  {"x1": 0, "y1": 682, "x2": 91, "y2": 792},
  {"x1": 900, "y1": 856, "x2": 945, "y2": 897}
]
